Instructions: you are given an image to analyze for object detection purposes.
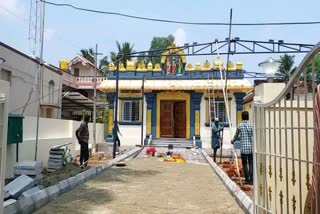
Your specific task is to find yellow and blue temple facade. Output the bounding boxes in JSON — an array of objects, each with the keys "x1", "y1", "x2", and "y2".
[{"x1": 99, "y1": 45, "x2": 253, "y2": 148}]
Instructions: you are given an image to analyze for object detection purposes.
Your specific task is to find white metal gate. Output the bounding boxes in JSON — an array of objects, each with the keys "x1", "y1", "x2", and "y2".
[{"x1": 253, "y1": 43, "x2": 320, "y2": 214}]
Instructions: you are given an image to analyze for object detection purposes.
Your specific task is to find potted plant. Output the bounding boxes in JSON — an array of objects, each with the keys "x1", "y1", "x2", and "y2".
[{"x1": 146, "y1": 147, "x2": 156, "y2": 157}]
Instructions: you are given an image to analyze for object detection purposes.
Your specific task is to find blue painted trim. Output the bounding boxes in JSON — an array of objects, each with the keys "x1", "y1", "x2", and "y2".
[
  {"x1": 107, "y1": 69, "x2": 245, "y2": 80},
  {"x1": 106, "y1": 92, "x2": 116, "y2": 109},
  {"x1": 145, "y1": 92, "x2": 156, "y2": 109},
  {"x1": 119, "y1": 97, "x2": 142, "y2": 101},
  {"x1": 234, "y1": 92, "x2": 246, "y2": 111},
  {"x1": 118, "y1": 121, "x2": 142, "y2": 125},
  {"x1": 190, "y1": 91, "x2": 203, "y2": 139}
]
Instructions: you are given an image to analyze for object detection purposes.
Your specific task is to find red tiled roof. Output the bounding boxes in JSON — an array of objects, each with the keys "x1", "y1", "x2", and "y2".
[{"x1": 69, "y1": 55, "x2": 96, "y2": 68}]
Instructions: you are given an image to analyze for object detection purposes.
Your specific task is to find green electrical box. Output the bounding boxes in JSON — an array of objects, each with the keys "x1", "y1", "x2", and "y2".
[{"x1": 7, "y1": 113, "x2": 24, "y2": 144}]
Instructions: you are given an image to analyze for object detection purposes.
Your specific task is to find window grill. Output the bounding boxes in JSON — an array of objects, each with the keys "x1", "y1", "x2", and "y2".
[{"x1": 122, "y1": 101, "x2": 139, "y2": 122}]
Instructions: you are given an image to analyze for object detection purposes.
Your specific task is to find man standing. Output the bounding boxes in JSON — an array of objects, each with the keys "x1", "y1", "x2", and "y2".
[
  {"x1": 112, "y1": 121, "x2": 122, "y2": 154},
  {"x1": 231, "y1": 111, "x2": 253, "y2": 185},
  {"x1": 76, "y1": 115, "x2": 90, "y2": 168},
  {"x1": 212, "y1": 118, "x2": 223, "y2": 162}
]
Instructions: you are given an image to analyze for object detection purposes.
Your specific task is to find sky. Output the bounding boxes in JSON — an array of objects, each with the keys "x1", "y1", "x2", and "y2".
[{"x1": 1, "y1": 0, "x2": 320, "y2": 75}]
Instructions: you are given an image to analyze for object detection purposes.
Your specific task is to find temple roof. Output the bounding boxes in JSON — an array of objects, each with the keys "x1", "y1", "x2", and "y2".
[{"x1": 98, "y1": 79, "x2": 253, "y2": 92}]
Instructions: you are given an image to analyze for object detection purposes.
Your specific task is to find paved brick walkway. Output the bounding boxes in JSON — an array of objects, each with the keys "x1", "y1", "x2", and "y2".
[{"x1": 36, "y1": 150, "x2": 243, "y2": 214}]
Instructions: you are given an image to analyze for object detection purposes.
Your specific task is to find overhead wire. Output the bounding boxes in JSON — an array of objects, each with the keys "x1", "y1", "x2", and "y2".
[{"x1": 42, "y1": 0, "x2": 320, "y2": 26}]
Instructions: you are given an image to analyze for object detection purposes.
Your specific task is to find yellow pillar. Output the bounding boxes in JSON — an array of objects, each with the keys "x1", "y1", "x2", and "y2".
[
  {"x1": 147, "y1": 109, "x2": 152, "y2": 135},
  {"x1": 108, "y1": 109, "x2": 114, "y2": 133},
  {"x1": 195, "y1": 110, "x2": 200, "y2": 135}
]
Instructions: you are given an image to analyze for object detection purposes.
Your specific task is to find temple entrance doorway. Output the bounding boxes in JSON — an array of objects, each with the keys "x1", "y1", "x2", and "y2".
[{"x1": 160, "y1": 100, "x2": 186, "y2": 138}]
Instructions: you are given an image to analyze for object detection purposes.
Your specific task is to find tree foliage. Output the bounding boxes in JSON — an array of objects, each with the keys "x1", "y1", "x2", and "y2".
[
  {"x1": 148, "y1": 35, "x2": 175, "y2": 64},
  {"x1": 306, "y1": 53, "x2": 320, "y2": 83},
  {"x1": 110, "y1": 41, "x2": 134, "y2": 67},
  {"x1": 80, "y1": 48, "x2": 94, "y2": 64},
  {"x1": 279, "y1": 54, "x2": 296, "y2": 81},
  {"x1": 99, "y1": 56, "x2": 109, "y2": 74}
]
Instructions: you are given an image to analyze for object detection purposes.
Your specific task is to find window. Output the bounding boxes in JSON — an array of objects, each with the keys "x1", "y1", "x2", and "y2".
[
  {"x1": 48, "y1": 80, "x2": 55, "y2": 104},
  {"x1": 122, "y1": 100, "x2": 139, "y2": 122},
  {"x1": 74, "y1": 68, "x2": 79, "y2": 77},
  {"x1": 208, "y1": 99, "x2": 229, "y2": 125},
  {"x1": 1, "y1": 69, "x2": 11, "y2": 85}
]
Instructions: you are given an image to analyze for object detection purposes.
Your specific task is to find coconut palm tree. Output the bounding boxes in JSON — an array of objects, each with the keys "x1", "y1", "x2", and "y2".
[
  {"x1": 80, "y1": 48, "x2": 94, "y2": 64},
  {"x1": 279, "y1": 54, "x2": 296, "y2": 82},
  {"x1": 110, "y1": 41, "x2": 134, "y2": 67},
  {"x1": 99, "y1": 56, "x2": 109, "y2": 74}
]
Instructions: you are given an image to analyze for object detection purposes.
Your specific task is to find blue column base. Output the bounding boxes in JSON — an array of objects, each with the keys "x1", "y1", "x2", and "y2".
[
  {"x1": 106, "y1": 134, "x2": 114, "y2": 143},
  {"x1": 144, "y1": 134, "x2": 151, "y2": 146},
  {"x1": 194, "y1": 135, "x2": 202, "y2": 148}
]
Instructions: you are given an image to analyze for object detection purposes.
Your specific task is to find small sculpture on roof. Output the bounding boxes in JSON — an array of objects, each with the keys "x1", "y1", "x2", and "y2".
[
  {"x1": 137, "y1": 61, "x2": 147, "y2": 71},
  {"x1": 126, "y1": 60, "x2": 135, "y2": 71},
  {"x1": 202, "y1": 60, "x2": 211, "y2": 71},
  {"x1": 236, "y1": 61, "x2": 243, "y2": 70},
  {"x1": 186, "y1": 63, "x2": 193, "y2": 71},
  {"x1": 119, "y1": 62, "x2": 126, "y2": 71},
  {"x1": 227, "y1": 61, "x2": 236, "y2": 71},
  {"x1": 147, "y1": 62, "x2": 153, "y2": 70},
  {"x1": 154, "y1": 63, "x2": 162, "y2": 71},
  {"x1": 108, "y1": 63, "x2": 115, "y2": 71},
  {"x1": 195, "y1": 63, "x2": 201, "y2": 70},
  {"x1": 213, "y1": 58, "x2": 224, "y2": 70}
]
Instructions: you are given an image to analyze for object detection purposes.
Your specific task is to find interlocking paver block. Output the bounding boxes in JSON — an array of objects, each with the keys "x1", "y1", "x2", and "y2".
[{"x1": 5, "y1": 175, "x2": 35, "y2": 198}]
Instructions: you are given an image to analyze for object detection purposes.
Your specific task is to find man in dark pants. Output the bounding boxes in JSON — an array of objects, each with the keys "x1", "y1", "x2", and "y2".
[
  {"x1": 231, "y1": 111, "x2": 253, "y2": 185},
  {"x1": 112, "y1": 121, "x2": 122, "y2": 154},
  {"x1": 212, "y1": 118, "x2": 223, "y2": 162},
  {"x1": 76, "y1": 115, "x2": 90, "y2": 168}
]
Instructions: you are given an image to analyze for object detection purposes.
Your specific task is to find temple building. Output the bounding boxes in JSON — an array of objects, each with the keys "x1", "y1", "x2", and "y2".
[{"x1": 98, "y1": 44, "x2": 253, "y2": 148}]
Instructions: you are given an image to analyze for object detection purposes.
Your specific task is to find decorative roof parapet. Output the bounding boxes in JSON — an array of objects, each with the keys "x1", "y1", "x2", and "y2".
[{"x1": 107, "y1": 58, "x2": 243, "y2": 72}]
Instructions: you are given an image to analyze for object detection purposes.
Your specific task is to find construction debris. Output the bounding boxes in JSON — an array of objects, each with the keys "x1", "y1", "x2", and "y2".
[
  {"x1": 14, "y1": 161, "x2": 44, "y2": 182},
  {"x1": 47, "y1": 145, "x2": 72, "y2": 172}
]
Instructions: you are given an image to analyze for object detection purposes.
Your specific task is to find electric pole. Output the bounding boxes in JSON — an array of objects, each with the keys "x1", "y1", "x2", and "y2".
[
  {"x1": 93, "y1": 44, "x2": 102, "y2": 153},
  {"x1": 35, "y1": 0, "x2": 45, "y2": 161}
]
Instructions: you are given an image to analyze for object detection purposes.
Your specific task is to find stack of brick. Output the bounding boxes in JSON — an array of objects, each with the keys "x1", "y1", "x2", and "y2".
[
  {"x1": 14, "y1": 161, "x2": 44, "y2": 182},
  {"x1": 47, "y1": 148, "x2": 65, "y2": 172}
]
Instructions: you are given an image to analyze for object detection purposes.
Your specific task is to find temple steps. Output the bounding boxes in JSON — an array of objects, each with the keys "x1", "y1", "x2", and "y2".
[{"x1": 150, "y1": 138, "x2": 194, "y2": 148}]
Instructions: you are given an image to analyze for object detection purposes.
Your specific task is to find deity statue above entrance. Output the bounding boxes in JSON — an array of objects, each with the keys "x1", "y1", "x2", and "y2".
[
  {"x1": 161, "y1": 43, "x2": 186, "y2": 75},
  {"x1": 164, "y1": 55, "x2": 184, "y2": 75}
]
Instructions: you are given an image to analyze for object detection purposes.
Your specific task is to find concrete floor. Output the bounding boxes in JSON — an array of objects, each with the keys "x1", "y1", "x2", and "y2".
[{"x1": 36, "y1": 152, "x2": 244, "y2": 214}]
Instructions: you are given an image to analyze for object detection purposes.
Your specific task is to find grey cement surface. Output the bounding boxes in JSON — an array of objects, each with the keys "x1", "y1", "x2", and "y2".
[
  {"x1": 36, "y1": 153, "x2": 243, "y2": 214},
  {"x1": 15, "y1": 161, "x2": 43, "y2": 170}
]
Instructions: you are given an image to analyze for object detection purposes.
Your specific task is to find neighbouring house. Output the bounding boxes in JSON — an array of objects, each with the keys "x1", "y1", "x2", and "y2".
[
  {"x1": 98, "y1": 44, "x2": 253, "y2": 149},
  {"x1": 0, "y1": 42, "x2": 63, "y2": 118},
  {"x1": 59, "y1": 55, "x2": 106, "y2": 121}
]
